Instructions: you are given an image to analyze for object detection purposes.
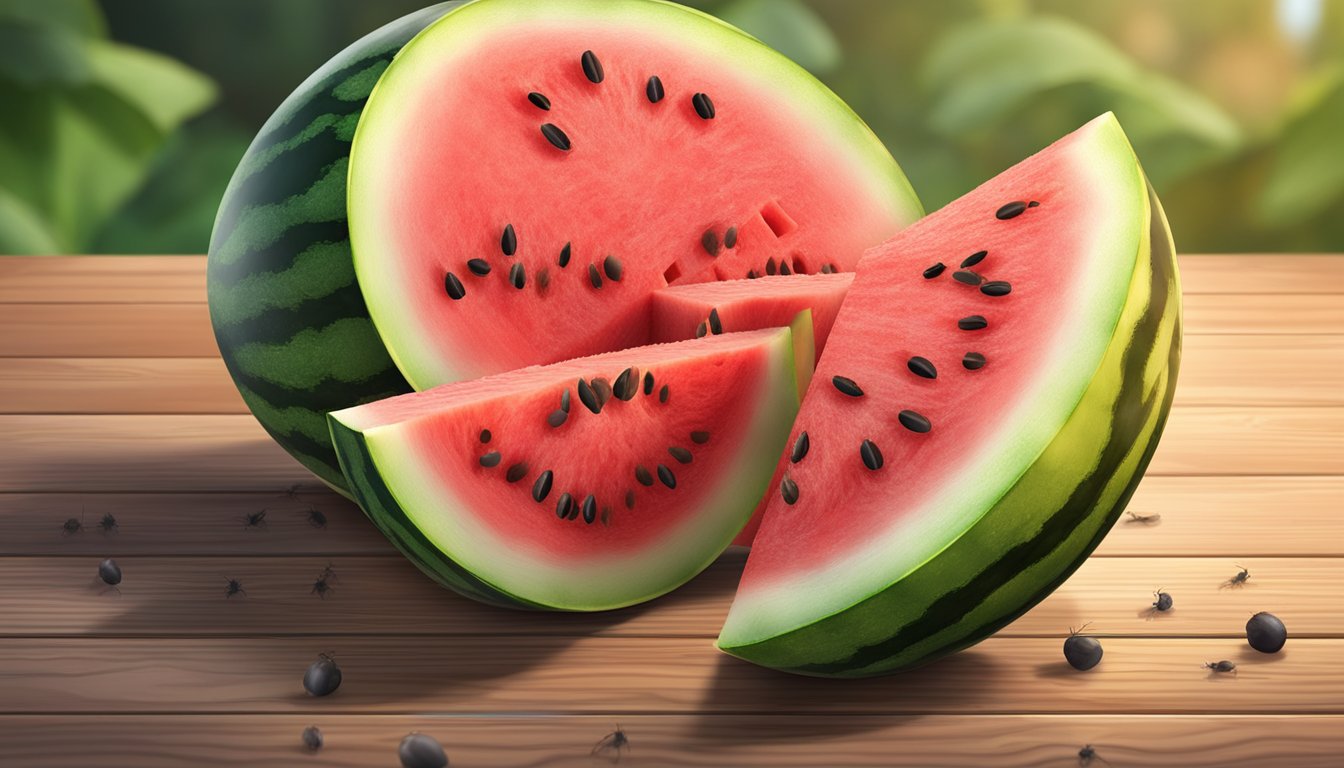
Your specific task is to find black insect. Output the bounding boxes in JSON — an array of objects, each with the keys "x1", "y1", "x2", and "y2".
[
  {"x1": 1246, "y1": 611, "x2": 1287, "y2": 653},
  {"x1": 306, "y1": 506, "x2": 328, "y2": 529},
  {"x1": 399, "y1": 732, "x2": 449, "y2": 768},
  {"x1": 283, "y1": 483, "x2": 309, "y2": 502},
  {"x1": 1151, "y1": 588, "x2": 1173, "y2": 612},
  {"x1": 591, "y1": 724, "x2": 630, "y2": 762},
  {"x1": 97, "y1": 513, "x2": 118, "y2": 533},
  {"x1": 98, "y1": 557, "x2": 123, "y2": 587},
  {"x1": 311, "y1": 563, "x2": 337, "y2": 599},
  {"x1": 243, "y1": 509, "x2": 268, "y2": 530},
  {"x1": 1078, "y1": 744, "x2": 1110, "y2": 766},
  {"x1": 1204, "y1": 659, "x2": 1237, "y2": 674},
  {"x1": 301, "y1": 725, "x2": 323, "y2": 751},
  {"x1": 224, "y1": 577, "x2": 247, "y2": 599},
  {"x1": 1124, "y1": 510, "x2": 1161, "y2": 524},
  {"x1": 61, "y1": 516, "x2": 84, "y2": 535},
  {"x1": 1063, "y1": 623, "x2": 1102, "y2": 671},
  {"x1": 303, "y1": 653, "x2": 342, "y2": 696},
  {"x1": 1223, "y1": 564, "x2": 1250, "y2": 588}
]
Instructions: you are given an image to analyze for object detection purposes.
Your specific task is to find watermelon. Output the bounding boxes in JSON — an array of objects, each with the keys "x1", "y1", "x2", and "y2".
[
  {"x1": 346, "y1": 0, "x2": 922, "y2": 392},
  {"x1": 717, "y1": 114, "x2": 1182, "y2": 676},
  {"x1": 328, "y1": 326, "x2": 807, "y2": 610},
  {"x1": 207, "y1": 4, "x2": 460, "y2": 492}
]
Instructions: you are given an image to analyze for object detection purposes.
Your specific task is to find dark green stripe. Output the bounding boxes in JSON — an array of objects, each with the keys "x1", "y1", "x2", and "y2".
[{"x1": 795, "y1": 186, "x2": 1180, "y2": 675}]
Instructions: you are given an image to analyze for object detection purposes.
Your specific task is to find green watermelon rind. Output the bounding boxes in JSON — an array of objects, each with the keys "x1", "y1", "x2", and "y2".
[
  {"x1": 717, "y1": 124, "x2": 1183, "y2": 676},
  {"x1": 206, "y1": 3, "x2": 463, "y2": 493}
]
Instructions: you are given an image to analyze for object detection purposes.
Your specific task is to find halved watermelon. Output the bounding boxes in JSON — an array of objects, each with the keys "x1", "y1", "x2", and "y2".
[
  {"x1": 329, "y1": 325, "x2": 806, "y2": 611},
  {"x1": 718, "y1": 114, "x2": 1182, "y2": 676},
  {"x1": 347, "y1": 0, "x2": 921, "y2": 391}
]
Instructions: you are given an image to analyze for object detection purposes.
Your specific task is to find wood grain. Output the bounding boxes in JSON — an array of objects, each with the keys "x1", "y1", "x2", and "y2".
[
  {"x1": 0, "y1": 358, "x2": 244, "y2": 414},
  {"x1": 1175, "y1": 335, "x2": 1344, "y2": 406},
  {"x1": 1, "y1": 714, "x2": 1340, "y2": 768},
  {"x1": 0, "y1": 256, "x2": 204, "y2": 303},
  {"x1": 1175, "y1": 254, "x2": 1344, "y2": 295},
  {"x1": 4, "y1": 476, "x2": 1339, "y2": 557},
  {"x1": 0, "y1": 555, "x2": 1334, "y2": 639},
  {"x1": 1180, "y1": 295, "x2": 1342, "y2": 335},
  {"x1": 0, "y1": 636, "x2": 1336, "y2": 715}
]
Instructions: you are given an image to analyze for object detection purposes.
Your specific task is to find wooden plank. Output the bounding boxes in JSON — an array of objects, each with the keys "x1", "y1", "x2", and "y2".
[
  {"x1": 0, "y1": 359, "x2": 244, "y2": 414},
  {"x1": 1, "y1": 714, "x2": 1339, "y2": 768},
  {"x1": 0, "y1": 555, "x2": 1334, "y2": 639},
  {"x1": 0, "y1": 636, "x2": 1337, "y2": 714},
  {"x1": 0, "y1": 304, "x2": 215, "y2": 357},
  {"x1": 4, "y1": 477, "x2": 1338, "y2": 558},
  {"x1": 1181, "y1": 295, "x2": 1342, "y2": 335},
  {"x1": 1174, "y1": 335, "x2": 1344, "y2": 406},
  {"x1": 1177, "y1": 254, "x2": 1344, "y2": 295},
  {"x1": 1, "y1": 407, "x2": 1337, "y2": 494},
  {"x1": 0, "y1": 256, "x2": 204, "y2": 304}
]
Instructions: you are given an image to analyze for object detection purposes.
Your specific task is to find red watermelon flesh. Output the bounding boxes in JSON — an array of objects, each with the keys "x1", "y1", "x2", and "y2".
[{"x1": 348, "y1": 0, "x2": 920, "y2": 391}]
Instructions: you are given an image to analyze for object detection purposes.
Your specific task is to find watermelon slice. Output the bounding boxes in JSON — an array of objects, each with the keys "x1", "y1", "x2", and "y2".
[
  {"x1": 329, "y1": 325, "x2": 807, "y2": 611},
  {"x1": 718, "y1": 114, "x2": 1182, "y2": 676},
  {"x1": 347, "y1": 0, "x2": 921, "y2": 391}
]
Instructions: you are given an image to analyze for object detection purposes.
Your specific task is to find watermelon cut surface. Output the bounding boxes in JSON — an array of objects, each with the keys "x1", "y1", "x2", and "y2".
[
  {"x1": 329, "y1": 326, "x2": 806, "y2": 611},
  {"x1": 718, "y1": 114, "x2": 1182, "y2": 676},
  {"x1": 348, "y1": 0, "x2": 921, "y2": 391}
]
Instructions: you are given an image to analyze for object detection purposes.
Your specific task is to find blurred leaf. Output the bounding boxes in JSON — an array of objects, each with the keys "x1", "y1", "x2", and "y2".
[
  {"x1": 0, "y1": 0, "x2": 104, "y2": 37},
  {"x1": 0, "y1": 20, "x2": 90, "y2": 85},
  {"x1": 1258, "y1": 70, "x2": 1344, "y2": 228},
  {"x1": 85, "y1": 40, "x2": 217, "y2": 132},
  {"x1": 717, "y1": 0, "x2": 841, "y2": 74},
  {"x1": 0, "y1": 186, "x2": 60, "y2": 253}
]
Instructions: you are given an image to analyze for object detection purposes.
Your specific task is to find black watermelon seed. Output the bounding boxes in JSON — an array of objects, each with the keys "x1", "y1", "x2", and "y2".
[
  {"x1": 1028, "y1": 200, "x2": 1040, "y2": 207},
  {"x1": 555, "y1": 493, "x2": 573, "y2": 519},
  {"x1": 603, "y1": 255, "x2": 623, "y2": 282},
  {"x1": 479, "y1": 451, "x2": 501, "y2": 468},
  {"x1": 701, "y1": 229, "x2": 721, "y2": 256},
  {"x1": 547, "y1": 408, "x2": 568, "y2": 428},
  {"x1": 963, "y1": 352, "x2": 987, "y2": 370},
  {"x1": 537, "y1": 266, "x2": 550, "y2": 290},
  {"x1": 591, "y1": 377, "x2": 612, "y2": 406},
  {"x1": 467, "y1": 258, "x2": 491, "y2": 277},
  {"x1": 501, "y1": 224, "x2": 517, "y2": 256},
  {"x1": 860, "y1": 439, "x2": 884, "y2": 471},
  {"x1": 532, "y1": 470, "x2": 553, "y2": 502},
  {"x1": 724, "y1": 226, "x2": 738, "y2": 249},
  {"x1": 819, "y1": 264, "x2": 832, "y2": 274},
  {"x1": 540, "y1": 123, "x2": 571, "y2": 151},
  {"x1": 635, "y1": 465, "x2": 654, "y2": 487},
  {"x1": 690, "y1": 430, "x2": 710, "y2": 444},
  {"x1": 779, "y1": 261, "x2": 792, "y2": 276},
  {"x1": 577, "y1": 378, "x2": 601, "y2": 414},
  {"x1": 961, "y1": 250, "x2": 988, "y2": 268},
  {"x1": 581, "y1": 50, "x2": 604, "y2": 83},
  {"x1": 567, "y1": 499, "x2": 581, "y2": 520},
  {"x1": 614, "y1": 368, "x2": 636, "y2": 401},
  {"x1": 643, "y1": 371, "x2": 654, "y2": 395},
  {"x1": 923, "y1": 262, "x2": 946, "y2": 279},
  {"x1": 479, "y1": 429, "x2": 492, "y2": 443},
  {"x1": 907, "y1": 356, "x2": 937, "y2": 379},
  {"x1": 996, "y1": 201, "x2": 1028, "y2": 219},
  {"x1": 765, "y1": 257, "x2": 777, "y2": 276},
  {"x1": 657, "y1": 464, "x2": 677, "y2": 489},
  {"x1": 582, "y1": 494, "x2": 597, "y2": 524},
  {"x1": 695, "y1": 321, "x2": 707, "y2": 338},
  {"x1": 646, "y1": 75, "x2": 664, "y2": 103},
  {"x1": 444, "y1": 272, "x2": 466, "y2": 300},
  {"x1": 692, "y1": 92, "x2": 715, "y2": 119},
  {"x1": 527, "y1": 91, "x2": 551, "y2": 110},
  {"x1": 899, "y1": 410, "x2": 933, "y2": 433},
  {"x1": 958, "y1": 315, "x2": 988, "y2": 331},
  {"x1": 953, "y1": 270, "x2": 983, "y2": 286},
  {"x1": 560, "y1": 388, "x2": 571, "y2": 413},
  {"x1": 746, "y1": 269, "x2": 758, "y2": 279},
  {"x1": 790, "y1": 431, "x2": 810, "y2": 463},
  {"x1": 600, "y1": 506, "x2": 612, "y2": 526},
  {"x1": 588, "y1": 263, "x2": 603, "y2": 289},
  {"x1": 509, "y1": 262, "x2": 526, "y2": 290},
  {"x1": 625, "y1": 489, "x2": 636, "y2": 509},
  {"x1": 506, "y1": 462, "x2": 529, "y2": 483},
  {"x1": 708, "y1": 308, "x2": 722, "y2": 335},
  {"x1": 832, "y1": 375, "x2": 863, "y2": 397},
  {"x1": 668, "y1": 446, "x2": 693, "y2": 464},
  {"x1": 780, "y1": 475, "x2": 799, "y2": 505},
  {"x1": 559, "y1": 242, "x2": 571, "y2": 268},
  {"x1": 659, "y1": 384, "x2": 669, "y2": 403},
  {"x1": 981, "y1": 280, "x2": 1012, "y2": 297}
]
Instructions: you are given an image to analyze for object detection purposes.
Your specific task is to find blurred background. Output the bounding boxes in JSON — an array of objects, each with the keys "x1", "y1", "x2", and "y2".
[{"x1": 1, "y1": 0, "x2": 1340, "y2": 255}]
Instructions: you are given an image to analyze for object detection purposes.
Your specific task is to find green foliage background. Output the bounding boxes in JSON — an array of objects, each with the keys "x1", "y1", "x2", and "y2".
[{"x1": 1, "y1": 0, "x2": 1340, "y2": 254}]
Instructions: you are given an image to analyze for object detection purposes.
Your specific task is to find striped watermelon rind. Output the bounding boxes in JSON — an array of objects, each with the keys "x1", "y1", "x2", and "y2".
[
  {"x1": 207, "y1": 3, "x2": 462, "y2": 492},
  {"x1": 717, "y1": 119, "x2": 1182, "y2": 676}
]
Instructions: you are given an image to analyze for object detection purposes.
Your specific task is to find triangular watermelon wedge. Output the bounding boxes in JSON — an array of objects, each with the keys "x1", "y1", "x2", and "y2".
[{"x1": 718, "y1": 114, "x2": 1182, "y2": 676}]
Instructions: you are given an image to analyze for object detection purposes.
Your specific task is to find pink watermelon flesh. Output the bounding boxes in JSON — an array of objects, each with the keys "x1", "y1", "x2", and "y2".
[
  {"x1": 348, "y1": 0, "x2": 920, "y2": 391},
  {"x1": 328, "y1": 327, "x2": 805, "y2": 610}
]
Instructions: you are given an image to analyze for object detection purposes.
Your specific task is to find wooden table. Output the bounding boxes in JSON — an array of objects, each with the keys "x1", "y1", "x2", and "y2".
[{"x1": 0, "y1": 254, "x2": 1340, "y2": 767}]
